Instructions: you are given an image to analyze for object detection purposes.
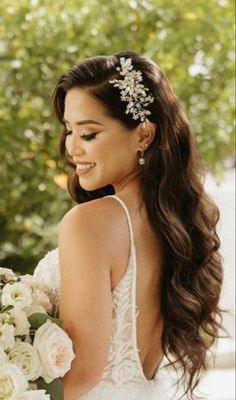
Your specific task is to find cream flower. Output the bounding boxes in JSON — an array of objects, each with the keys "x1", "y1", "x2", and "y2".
[
  {"x1": 24, "y1": 305, "x2": 47, "y2": 316},
  {"x1": 10, "y1": 309, "x2": 31, "y2": 336},
  {"x1": 31, "y1": 289, "x2": 52, "y2": 312},
  {"x1": 0, "y1": 322, "x2": 15, "y2": 350},
  {"x1": 8, "y1": 342, "x2": 42, "y2": 381},
  {"x1": 0, "y1": 312, "x2": 15, "y2": 325},
  {"x1": 33, "y1": 319, "x2": 75, "y2": 383},
  {"x1": 20, "y1": 274, "x2": 42, "y2": 291},
  {"x1": 20, "y1": 275, "x2": 52, "y2": 312},
  {"x1": 16, "y1": 390, "x2": 50, "y2": 400},
  {"x1": 0, "y1": 267, "x2": 17, "y2": 283},
  {"x1": 0, "y1": 363, "x2": 27, "y2": 400},
  {"x1": 0, "y1": 347, "x2": 7, "y2": 366},
  {"x1": 2, "y1": 282, "x2": 33, "y2": 310}
]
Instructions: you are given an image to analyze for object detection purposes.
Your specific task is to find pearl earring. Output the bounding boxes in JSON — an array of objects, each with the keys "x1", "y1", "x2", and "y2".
[{"x1": 139, "y1": 143, "x2": 148, "y2": 165}]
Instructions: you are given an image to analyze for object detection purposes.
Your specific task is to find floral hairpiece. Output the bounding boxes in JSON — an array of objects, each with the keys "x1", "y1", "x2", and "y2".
[{"x1": 109, "y1": 57, "x2": 154, "y2": 122}]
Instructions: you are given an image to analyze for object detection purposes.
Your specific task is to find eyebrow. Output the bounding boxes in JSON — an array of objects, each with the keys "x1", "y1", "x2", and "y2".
[{"x1": 62, "y1": 118, "x2": 103, "y2": 126}]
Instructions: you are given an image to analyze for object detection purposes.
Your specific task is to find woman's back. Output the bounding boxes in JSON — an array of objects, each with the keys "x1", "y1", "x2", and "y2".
[
  {"x1": 34, "y1": 194, "x2": 177, "y2": 400},
  {"x1": 79, "y1": 194, "x2": 176, "y2": 399},
  {"x1": 108, "y1": 194, "x2": 165, "y2": 380}
]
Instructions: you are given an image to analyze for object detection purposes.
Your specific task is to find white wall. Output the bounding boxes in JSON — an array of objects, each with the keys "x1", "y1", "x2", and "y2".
[{"x1": 205, "y1": 168, "x2": 235, "y2": 343}]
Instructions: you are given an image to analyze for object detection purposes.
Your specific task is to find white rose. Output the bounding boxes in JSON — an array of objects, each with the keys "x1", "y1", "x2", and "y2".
[
  {"x1": 31, "y1": 289, "x2": 52, "y2": 312},
  {"x1": 10, "y1": 309, "x2": 31, "y2": 336},
  {"x1": 0, "y1": 347, "x2": 8, "y2": 366},
  {"x1": 0, "y1": 363, "x2": 27, "y2": 400},
  {"x1": 0, "y1": 322, "x2": 15, "y2": 350},
  {"x1": 0, "y1": 267, "x2": 17, "y2": 282},
  {"x1": 20, "y1": 274, "x2": 41, "y2": 291},
  {"x1": 2, "y1": 282, "x2": 33, "y2": 310},
  {"x1": 8, "y1": 342, "x2": 41, "y2": 381},
  {"x1": 16, "y1": 390, "x2": 50, "y2": 400},
  {"x1": 24, "y1": 305, "x2": 47, "y2": 316},
  {"x1": 20, "y1": 275, "x2": 52, "y2": 312},
  {"x1": 34, "y1": 319, "x2": 75, "y2": 383}
]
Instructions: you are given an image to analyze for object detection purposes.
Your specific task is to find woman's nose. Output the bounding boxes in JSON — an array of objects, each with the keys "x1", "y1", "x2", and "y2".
[{"x1": 65, "y1": 133, "x2": 85, "y2": 157}]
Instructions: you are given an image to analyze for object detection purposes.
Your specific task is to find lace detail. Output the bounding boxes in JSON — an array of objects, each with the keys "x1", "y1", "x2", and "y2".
[
  {"x1": 101, "y1": 256, "x2": 143, "y2": 384},
  {"x1": 33, "y1": 196, "x2": 178, "y2": 399},
  {"x1": 80, "y1": 371, "x2": 177, "y2": 400}
]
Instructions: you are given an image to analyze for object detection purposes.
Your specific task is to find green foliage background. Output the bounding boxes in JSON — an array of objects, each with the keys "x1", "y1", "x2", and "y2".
[{"x1": 0, "y1": 0, "x2": 235, "y2": 273}]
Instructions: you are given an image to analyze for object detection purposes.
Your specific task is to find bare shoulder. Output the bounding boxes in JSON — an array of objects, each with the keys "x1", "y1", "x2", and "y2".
[
  {"x1": 59, "y1": 196, "x2": 126, "y2": 252},
  {"x1": 59, "y1": 196, "x2": 123, "y2": 228}
]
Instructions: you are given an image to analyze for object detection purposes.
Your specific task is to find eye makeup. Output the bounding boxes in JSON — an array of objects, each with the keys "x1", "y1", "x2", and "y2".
[
  {"x1": 79, "y1": 133, "x2": 98, "y2": 141},
  {"x1": 64, "y1": 129, "x2": 99, "y2": 140},
  {"x1": 64, "y1": 129, "x2": 99, "y2": 138}
]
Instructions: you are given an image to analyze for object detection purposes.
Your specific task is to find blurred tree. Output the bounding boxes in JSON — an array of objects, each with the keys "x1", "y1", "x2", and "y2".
[{"x1": 0, "y1": 0, "x2": 234, "y2": 272}]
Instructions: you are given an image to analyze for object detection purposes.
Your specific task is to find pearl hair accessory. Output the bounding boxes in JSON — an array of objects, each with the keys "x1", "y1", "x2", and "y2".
[{"x1": 109, "y1": 57, "x2": 154, "y2": 122}]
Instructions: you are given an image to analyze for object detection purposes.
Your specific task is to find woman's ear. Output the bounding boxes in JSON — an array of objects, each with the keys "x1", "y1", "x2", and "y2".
[{"x1": 136, "y1": 121, "x2": 157, "y2": 149}]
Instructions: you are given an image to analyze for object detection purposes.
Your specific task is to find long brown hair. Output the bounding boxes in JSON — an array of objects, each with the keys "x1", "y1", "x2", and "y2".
[{"x1": 52, "y1": 51, "x2": 227, "y2": 399}]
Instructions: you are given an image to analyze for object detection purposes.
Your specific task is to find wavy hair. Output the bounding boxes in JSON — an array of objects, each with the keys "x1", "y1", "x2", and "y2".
[{"x1": 52, "y1": 51, "x2": 227, "y2": 399}]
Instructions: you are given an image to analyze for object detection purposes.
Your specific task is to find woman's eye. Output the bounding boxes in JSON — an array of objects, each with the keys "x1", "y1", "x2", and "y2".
[{"x1": 80, "y1": 133, "x2": 98, "y2": 141}]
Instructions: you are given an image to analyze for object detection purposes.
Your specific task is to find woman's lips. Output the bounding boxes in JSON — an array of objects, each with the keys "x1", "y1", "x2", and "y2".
[{"x1": 76, "y1": 163, "x2": 96, "y2": 175}]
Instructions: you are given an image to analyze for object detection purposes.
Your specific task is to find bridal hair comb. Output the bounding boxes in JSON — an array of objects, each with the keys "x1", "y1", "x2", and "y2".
[{"x1": 109, "y1": 57, "x2": 154, "y2": 122}]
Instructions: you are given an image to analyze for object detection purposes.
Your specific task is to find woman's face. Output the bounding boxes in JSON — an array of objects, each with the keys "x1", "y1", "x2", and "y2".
[{"x1": 63, "y1": 87, "x2": 140, "y2": 191}]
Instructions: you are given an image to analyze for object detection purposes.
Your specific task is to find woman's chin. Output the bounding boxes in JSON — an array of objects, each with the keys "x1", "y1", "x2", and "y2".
[{"x1": 79, "y1": 179, "x2": 106, "y2": 192}]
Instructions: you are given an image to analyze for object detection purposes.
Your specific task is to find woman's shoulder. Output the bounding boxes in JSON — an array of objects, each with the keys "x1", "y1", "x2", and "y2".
[
  {"x1": 59, "y1": 196, "x2": 125, "y2": 246},
  {"x1": 60, "y1": 196, "x2": 124, "y2": 226}
]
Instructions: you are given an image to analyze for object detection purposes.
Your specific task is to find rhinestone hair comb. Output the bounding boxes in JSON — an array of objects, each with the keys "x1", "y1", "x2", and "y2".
[{"x1": 109, "y1": 57, "x2": 154, "y2": 122}]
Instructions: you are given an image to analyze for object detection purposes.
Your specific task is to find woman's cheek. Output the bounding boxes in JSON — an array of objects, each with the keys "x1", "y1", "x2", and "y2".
[{"x1": 65, "y1": 136, "x2": 71, "y2": 155}]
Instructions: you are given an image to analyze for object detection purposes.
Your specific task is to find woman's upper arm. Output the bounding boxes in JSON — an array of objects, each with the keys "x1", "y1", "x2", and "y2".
[{"x1": 58, "y1": 202, "x2": 113, "y2": 383}]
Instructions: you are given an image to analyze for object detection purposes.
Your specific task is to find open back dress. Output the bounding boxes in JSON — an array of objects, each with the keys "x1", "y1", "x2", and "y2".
[{"x1": 34, "y1": 195, "x2": 177, "y2": 400}]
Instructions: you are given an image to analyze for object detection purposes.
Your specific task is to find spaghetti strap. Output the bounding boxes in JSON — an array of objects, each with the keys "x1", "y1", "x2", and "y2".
[
  {"x1": 106, "y1": 194, "x2": 150, "y2": 382},
  {"x1": 106, "y1": 195, "x2": 135, "y2": 246}
]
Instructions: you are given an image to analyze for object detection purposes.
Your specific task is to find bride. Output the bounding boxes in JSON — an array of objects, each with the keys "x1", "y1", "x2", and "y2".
[{"x1": 34, "y1": 51, "x2": 224, "y2": 400}]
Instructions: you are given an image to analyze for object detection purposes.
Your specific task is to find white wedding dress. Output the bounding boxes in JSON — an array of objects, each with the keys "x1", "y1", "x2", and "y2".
[{"x1": 34, "y1": 195, "x2": 178, "y2": 400}]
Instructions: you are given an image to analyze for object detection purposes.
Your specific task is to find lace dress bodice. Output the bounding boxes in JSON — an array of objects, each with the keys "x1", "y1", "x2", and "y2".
[{"x1": 34, "y1": 195, "x2": 177, "y2": 399}]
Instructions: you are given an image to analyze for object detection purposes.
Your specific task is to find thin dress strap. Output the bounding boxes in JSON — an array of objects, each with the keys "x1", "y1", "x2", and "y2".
[
  {"x1": 106, "y1": 195, "x2": 135, "y2": 247},
  {"x1": 106, "y1": 195, "x2": 148, "y2": 381}
]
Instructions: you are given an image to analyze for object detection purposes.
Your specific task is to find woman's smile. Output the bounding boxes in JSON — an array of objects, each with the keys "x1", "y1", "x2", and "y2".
[{"x1": 76, "y1": 162, "x2": 96, "y2": 175}]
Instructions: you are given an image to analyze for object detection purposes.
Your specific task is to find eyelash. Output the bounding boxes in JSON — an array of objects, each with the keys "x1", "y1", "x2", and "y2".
[
  {"x1": 64, "y1": 131, "x2": 98, "y2": 141},
  {"x1": 80, "y1": 133, "x2": 98, "y2": 141}
]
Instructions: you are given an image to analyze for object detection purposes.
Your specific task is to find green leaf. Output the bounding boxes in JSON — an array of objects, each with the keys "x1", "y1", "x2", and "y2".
[
  {"x1": 28, "y1": 313, "x2": 63, "y2": 329},
  {"x1": 0, "y1": 0, "x2": 234, "y2": 273},
  {"x1": 35, "y1": 377, "x2": 63, "y2": 400},
  {"x1": 0, "y1": 305, "x2": 14, "y2": 313}
]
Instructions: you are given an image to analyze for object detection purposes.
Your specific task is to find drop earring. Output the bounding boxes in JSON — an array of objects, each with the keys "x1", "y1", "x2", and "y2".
[
  {"x1": 139, "y1": 148, "x2": 145, "y2": 165},
  {"x1": 139, "y1": 144, "x2": 148, "y2": 165}
]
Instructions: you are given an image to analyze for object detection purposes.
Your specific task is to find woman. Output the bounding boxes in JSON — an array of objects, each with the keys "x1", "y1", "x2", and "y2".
[{"x1": 34, "y1": 51, "x2": 224, "y2": 400}]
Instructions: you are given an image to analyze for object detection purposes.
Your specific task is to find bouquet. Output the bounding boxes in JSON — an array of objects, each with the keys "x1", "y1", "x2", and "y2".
[{"x1": 0, "y1": 267, "x2": 75, "y2": 400}]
